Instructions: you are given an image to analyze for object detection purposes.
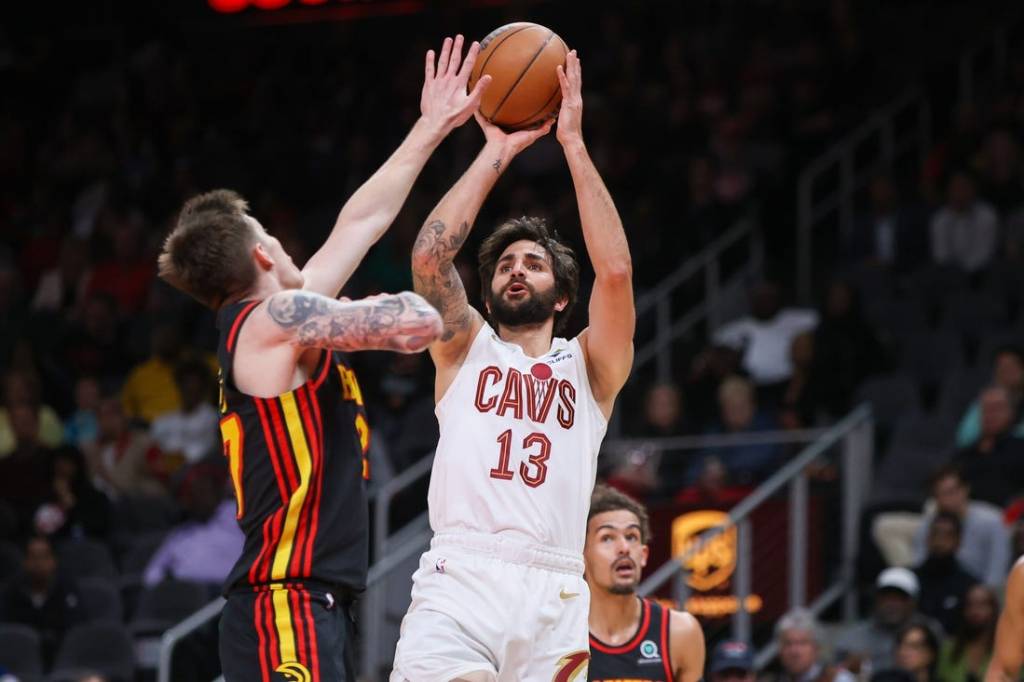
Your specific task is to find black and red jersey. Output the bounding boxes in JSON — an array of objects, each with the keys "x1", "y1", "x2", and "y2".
[
  {"x1": 216, "y1": 300, "x2": 371, "y2": 594},
  {"x1": 589, "y1": 597, "x2": 675, "y2": 682}
]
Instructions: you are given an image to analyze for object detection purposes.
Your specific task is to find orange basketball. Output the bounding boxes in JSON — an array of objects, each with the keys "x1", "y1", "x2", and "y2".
[{"x1": 468, "y1": 22, "x2": 568, "y2": 131}]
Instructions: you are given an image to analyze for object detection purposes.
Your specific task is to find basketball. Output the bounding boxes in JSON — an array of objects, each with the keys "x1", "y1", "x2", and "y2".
[{"x1": 468, "y1": 22, "x2": 568, "y2": 131}]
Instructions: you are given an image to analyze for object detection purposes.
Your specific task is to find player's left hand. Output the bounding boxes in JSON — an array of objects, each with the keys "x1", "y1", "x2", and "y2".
[
  {"x1": 555, "y1": 50, "x2": 583, "y2": 147},
  {"x1": 421, "y1": 35, "x2": 492, "y2": 139}
]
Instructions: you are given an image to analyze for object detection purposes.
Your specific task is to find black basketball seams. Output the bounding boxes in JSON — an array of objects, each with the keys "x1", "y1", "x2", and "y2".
[{"x1": 489, "y1": 29, "x2": 555, "y2": 126}]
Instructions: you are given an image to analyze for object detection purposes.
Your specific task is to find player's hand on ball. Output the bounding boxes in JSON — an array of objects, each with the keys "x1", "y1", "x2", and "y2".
[
  {"x1": 555, "y1": 50, "x2": 583, "y2": 146},
  {"x1": 421, "y1": 35, "x2": 492, "y2": 138},
  {"x1": 474, "y1": 111, "x2": 554, "y2": 157}
]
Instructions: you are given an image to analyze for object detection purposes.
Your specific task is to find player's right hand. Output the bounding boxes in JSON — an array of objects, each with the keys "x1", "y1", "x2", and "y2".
[
  {"x1": 474, "y1": 111, "x2": 554, "y2": 157},
  {"x1": 421, "y1": 35, "x2": 492, "y2": 138}
]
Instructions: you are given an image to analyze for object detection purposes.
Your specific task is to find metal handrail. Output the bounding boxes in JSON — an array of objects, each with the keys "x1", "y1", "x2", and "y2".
[
  {"x1": 157, "y1": 597, "x2": 226, "y2": 682},
  {"x1": 796, "y1": 88, "x2": 931, "y2": 303},
  {"x1": 602, "y1": 428, "x2": 829, "y2": 455},
  {"x1": 638, "y1": 403, "x2": 874, "y2": 659},
  {"x1": 634, "y1": 211, "x2": 763, "y2": 383}
]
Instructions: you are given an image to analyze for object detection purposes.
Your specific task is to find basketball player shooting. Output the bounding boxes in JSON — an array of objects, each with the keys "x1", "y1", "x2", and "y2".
[
  {"x1": 391, "y1": 48, "x2": 635, "y2": 681},
  {"x1": 986, "y1": 556, "x2": 1024, "y2": 682},
  {"x1": 157, "y1": 35, "x2": 490, "y2": 682},
  {"x1": 585, "y1": 484, "x2": 705, "y2": 682}
]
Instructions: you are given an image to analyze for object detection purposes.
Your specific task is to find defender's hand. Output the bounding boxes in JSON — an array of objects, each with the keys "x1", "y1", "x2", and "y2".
[{"x1": 420, "y1": 35, "x2": 492, "y2": 138}]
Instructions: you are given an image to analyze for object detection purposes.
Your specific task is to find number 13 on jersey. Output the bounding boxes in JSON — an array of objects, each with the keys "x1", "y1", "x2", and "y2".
[{"x1": 489, "y1": 429, "x2": 551, "y2": 487}]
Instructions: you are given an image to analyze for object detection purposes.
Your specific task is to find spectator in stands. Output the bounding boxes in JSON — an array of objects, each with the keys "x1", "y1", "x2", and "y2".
[
  {"x1": 836, "y1": 568, "x2": 927, "y2": 673},
  {"x1": 59, "y1": 292, "x2": 127, "y2": 382},
  {"x1": 848, "y1": 172, "x2": 926, "y2": 273},
  {"x1": 0, "y1": 535, "x2": 83, "y2": 668},
  {"x1": 913, "y1": 512, "x2": 978, "y2": 635},
  {"x1": 955, "y1": 345, "x2": 1024, "y2": 448},
  {"x1": 368, "y1": 353, "x2": 439, "y2": 473},
  {"x1": 708, "y1": 640, "x2": 755, "y2": 682},
  {"x1": 911, "y1": 465, "x2": 1009, "y2": 588},
  {"x1": 64, "y1": 375, "x2": 101, "y2": 450},
  {"x1": 30, "y1": 236, "x2": 91, "y2": 315},
  {"x1": 780, "y1": 331, "x2": 817, "y2": 429},
  {"x1": 688, "y1": 344, "x2": 745, "y2": 428},
  {"x1": 762, "y1": 607, "x2": 856, "y2": 682},
  {"x1": 85, "y1": 216, "x2": 153, "y2": 315},
  {"x1": 149, "y1": 359, "x2": 219, "y2": 470},
  {"x1": 83, "y1": 393, "x2": 166, "y2": 500},
  {"x1": 0, "y1": 368, "x2": 63, "y2": 459},
  {"x1": 120, "y1": 322, "x2": 183, "y2": 425},
  {"x1": 33, "y1": 445, "x2": 110, "y2": 540},
  {"x1": 0, "y1": 404, "x2": 57, "y2": 532},
  {"x1": 712, "y1": 280, "x2": 818, "y2": 402},
  {"x1": 690, "y1": 375, "x2": 783, "y2": 486},
  {"x1": 976, "y1": 128, "x2": 1022, "y2": 215},
  {"x1": 929, "y1": 170, "x2": 999, "y2": 274},
  {"x1": 143, "y1": 464, "x2": 243, "y2": 589},
  {"x1": 811, "y1": 280, "x2": 887, "y2": 419},
  {"x1": 888, "y1": 622, "x2": 941, "y2": 682},
  {"x1": 952, "y1": 386, "x2": 1024, "y2": 507},
  {"x1": 936, "y1": 583, "x2": 999, "y2": 682}
]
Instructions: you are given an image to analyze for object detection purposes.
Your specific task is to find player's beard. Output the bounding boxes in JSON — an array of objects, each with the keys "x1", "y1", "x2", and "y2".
[
  {"x1": 608, "y1": 583, "x2": 637, "y2": 596},
  {"x1": 488, "y1": 281, "x2": 560, "y2": 328}
]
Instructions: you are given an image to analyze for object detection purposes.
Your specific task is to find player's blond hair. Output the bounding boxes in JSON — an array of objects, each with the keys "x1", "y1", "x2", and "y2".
[{"x1": 158, "y1": 189, "x2": 258, "y2": 309}]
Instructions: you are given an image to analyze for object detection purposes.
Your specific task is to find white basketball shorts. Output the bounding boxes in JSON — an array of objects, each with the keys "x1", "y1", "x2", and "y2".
[{"x1": 390, "y1": 532, "x2": 591, "y2": 682}]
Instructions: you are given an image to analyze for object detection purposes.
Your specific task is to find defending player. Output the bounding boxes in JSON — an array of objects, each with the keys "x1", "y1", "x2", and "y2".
[
  {"x1": 158, "y1": 35, "x2": 489, "y2": 682},
  {"x1": 585, "y1": 484, "x2": 705, "y2": 682},
  {"x1": 986, "y1": 556, "x2": 1024, "y2": 682},
  {"x1": 391, "y1": 50, "x2": 634, "y2": 681}
]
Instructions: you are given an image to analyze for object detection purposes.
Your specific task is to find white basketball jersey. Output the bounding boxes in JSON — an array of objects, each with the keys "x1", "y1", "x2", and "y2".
[{"x1": 429, "y1": 323, "x2": 608, "y2": 554}]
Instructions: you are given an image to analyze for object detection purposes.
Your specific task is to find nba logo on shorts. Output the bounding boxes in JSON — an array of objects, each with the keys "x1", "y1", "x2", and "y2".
[{"x1": 435, "y1": 558, "x2": 446, "y2": 574}]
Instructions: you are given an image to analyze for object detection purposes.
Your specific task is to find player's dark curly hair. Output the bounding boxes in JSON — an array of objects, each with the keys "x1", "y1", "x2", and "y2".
[
  {"x1": 588, "y1": 483, "x2": 652, "y2": 544},
  {"x1": 477, "y1": 216, "x2": 579, "y2": 335}
]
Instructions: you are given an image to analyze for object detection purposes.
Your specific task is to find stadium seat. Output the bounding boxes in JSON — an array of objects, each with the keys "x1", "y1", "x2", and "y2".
[
  {"x1": 903, "y1": 264, "x2": 969, "y2": 312},
  {"x1": 130, "y1": 579, "x2": 210, "y2": 634},
  {"x1": 898, "y1": 331, "x2": 965, "y2": 387},
  {"x1": 885, "y1": 412, "x2": 958, "y2": 456},
  {"x1": 77, "y1": 576, "x2": 124, "y2": 623},
  {"x1": 56, "y1": 539, "x2": 118, "y2": 581},
  {"x1": 117, "y1": 531, "x2": 167, "y2": 578},
  {"x1": 940, "y1": 291, "x2": 1009, "y2": 342},
  {"x1": 936, "y1": 367, "x2": 989, "y2": 419},
  {"x1": 0, "y1": 539, "x2": 23, "y2": 583},
  {"x1": 0, "y1": 622, "x2": 44, "y2": 681},
  {"x1": 110, "y1": 495, "x2": 178, "y2": 535},
  {"x1": 854, "y1": 373, "x2": 922, "y2": 429},
  {"x1": 51, "y1": 621, "x2": 135, "y2": 682}
]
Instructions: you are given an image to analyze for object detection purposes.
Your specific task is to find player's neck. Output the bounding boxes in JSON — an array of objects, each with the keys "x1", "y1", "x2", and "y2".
[
  {"x1": 588, "y1": 590, "x2": 642, "y2": 643},
  {"x1": 497, "y1": 322, "x2": 555, "y2": 359},
  {"x1": 241, "y1": 274, "x2": 286, "y2": 304}
]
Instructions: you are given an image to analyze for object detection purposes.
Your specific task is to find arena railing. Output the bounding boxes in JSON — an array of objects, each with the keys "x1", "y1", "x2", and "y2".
[
  {"x1": 633, "y1": 210, "x2": 763, "y2": 387},
  {"x1": 635, "y1": 403, "x2": 874, "y2": 667},
  {"x1": 795, "y1": 88, "x2": 931, "y2": 304}
]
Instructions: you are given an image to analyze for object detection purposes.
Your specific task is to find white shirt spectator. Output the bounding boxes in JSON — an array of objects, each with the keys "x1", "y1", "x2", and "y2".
[
  {"x1": 930, "y1": 202, "x2": 999, "y2": 272},
  {"x1": 713, "y1": 309, "x2": 819, "y2": 384},
  {"x1": 150, "y1": 403, "x2": 220, "y2": 464}
]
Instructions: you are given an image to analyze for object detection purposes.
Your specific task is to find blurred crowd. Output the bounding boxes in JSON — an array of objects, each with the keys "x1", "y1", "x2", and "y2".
[{"x1": 0, "y1": 0, "x2": 1020, "y2": 680}]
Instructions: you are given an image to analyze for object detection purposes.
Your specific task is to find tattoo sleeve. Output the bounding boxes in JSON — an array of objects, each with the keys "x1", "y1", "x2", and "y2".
[
  {"x1": 268, "y1": 290, "x2": 442, "y2": 354},
  {"x1": 411, "y1": 219, "x2": 474, "y2": 342}
]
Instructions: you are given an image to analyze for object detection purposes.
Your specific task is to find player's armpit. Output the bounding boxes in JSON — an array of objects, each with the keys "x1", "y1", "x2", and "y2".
[{"x1": 265, "y1": 289, "x2": 442, "y2": 354}]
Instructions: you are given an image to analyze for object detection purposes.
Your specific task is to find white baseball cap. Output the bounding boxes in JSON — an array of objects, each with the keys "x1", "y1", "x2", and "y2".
[{"x1": 876, "y1": 567, "x2": 919, "y2": 598}]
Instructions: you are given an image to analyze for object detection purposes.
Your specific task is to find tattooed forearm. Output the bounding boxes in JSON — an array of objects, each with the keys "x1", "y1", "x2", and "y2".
[
  {"x1": 411, "y1": 218, "x2": 475, "y2": 340},
  {"x1": 269, "y1": 290, "x2": 442, "y2": 353}
]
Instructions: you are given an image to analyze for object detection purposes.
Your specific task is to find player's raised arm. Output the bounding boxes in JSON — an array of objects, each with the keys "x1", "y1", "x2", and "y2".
[
  {"x1": 556, "y1": 50, "x2": 635, "y2": 414},
  {"x1": 411, "y1": 112, "x2": 553, "y2": 381},
  {"x1": 987, "y1": 559, "x2": 1024, "y2": 682},
  {"x1": 300, "y1": 35, "x2": 490, "y2": 298},
  {"x1": 259, "y1": 289, "x2": 442, "y2": 354}
]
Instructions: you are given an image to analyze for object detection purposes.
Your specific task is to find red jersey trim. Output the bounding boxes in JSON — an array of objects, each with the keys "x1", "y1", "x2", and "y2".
[
  {"x1": 589, "y1": 598, "x2": 651, "y2": 654},
  {"x1": 660, "y1": 601, "x2": 673, "y2": 681},
  {"x1": 227, "y1": 300, "x2": 261, "y2": 352}
]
